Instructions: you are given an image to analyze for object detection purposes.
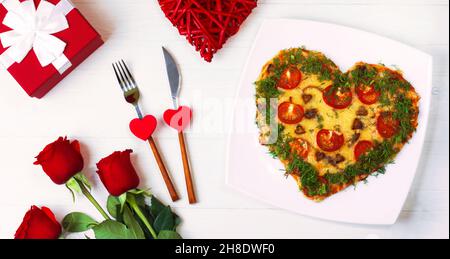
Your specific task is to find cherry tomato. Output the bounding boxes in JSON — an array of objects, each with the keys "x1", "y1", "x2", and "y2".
[
  {"x1": 290, "y1": 138, "x2": 310, "y2": 159},
  {"x1": 354, "y1": 141, "x2": 374, "y2": 161},
  {"x1": 323, "y1": 85, "x2": 353, "y2": 109},
  {"x1": 278, "y1": 100, "x2": 304, "y2": 124},
  {"x1": 277, "y1": 66, "x2": 302, "y2": 90},
  {"x1": 377, "y1": 112, "x2": 399, "y2": 138},
  {"x1": 356, "y1": 84, "x2": 380, "y2": 105},
  {"x1": 316, "y1": 129, "x2": 345, "y2": 152}
]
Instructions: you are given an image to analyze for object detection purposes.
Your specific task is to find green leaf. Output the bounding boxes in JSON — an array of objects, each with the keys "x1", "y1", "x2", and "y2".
[
  {"x1": 107, "y1": 195, "x2": 126, "y2": 219},
  {"x1": 149, "y1": 196, "x2": 181, "y2": 231},
  {"x1": 118, "y1": 193, "x2": 127, "y2": 205},
  {"x1": 92, "y1": 220, "x2": 136, "y2": 239},
  {"x1": 62, "y1": 212, "x2": 98, "y2": 233},
  {"x1": 174, "y1": 214, "x2": 182, "y2": 228},
  {"x1": 153, "y1": 207, "x2": 174, "y2": 232},
  {"x1": 150, "y1": 196, "x2": 166, "y2": 218},
  {"x1": 122, "y1": 206, "x2": 145, "y2": 239},
  {"x1": 106, "y1": 196, "x2": 119, "y2": 218},
  {"x1": 157, "y1": 230, "x2": 182, "y2": 239}
]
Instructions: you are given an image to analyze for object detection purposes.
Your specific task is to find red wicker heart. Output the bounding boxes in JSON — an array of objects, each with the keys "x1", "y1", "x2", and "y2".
[{"x1": 158, "y1": 0, "x2": 258, "y2": 62}]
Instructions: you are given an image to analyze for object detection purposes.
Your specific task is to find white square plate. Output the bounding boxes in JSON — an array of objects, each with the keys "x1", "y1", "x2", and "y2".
[{"x1": 226, "y1": 19, "x2": 432, "y2": 225}]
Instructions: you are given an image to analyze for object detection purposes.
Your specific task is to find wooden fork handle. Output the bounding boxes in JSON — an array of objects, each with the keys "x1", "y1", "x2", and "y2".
[
  {"x1": 148, "y1": 137, "x2": 180, "y2": 202},
  {"x1": 178, "y1": 131, "x2": 197, "y2": 204}
]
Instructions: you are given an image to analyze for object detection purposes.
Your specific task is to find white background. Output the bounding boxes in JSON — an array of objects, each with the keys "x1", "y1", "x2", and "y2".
[{"x1": 0, "y1": 0, "x2": 448, "y2": 239}]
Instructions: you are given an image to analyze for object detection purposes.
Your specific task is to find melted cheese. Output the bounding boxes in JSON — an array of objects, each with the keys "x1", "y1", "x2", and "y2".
[{"x1": 277, "y1": 74, "x2": 384, "y2": 175}]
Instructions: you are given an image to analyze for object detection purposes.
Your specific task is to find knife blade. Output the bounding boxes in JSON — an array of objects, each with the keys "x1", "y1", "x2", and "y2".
[{"x1": 162, "y1": 47, "x2": 181, "y2": 108}]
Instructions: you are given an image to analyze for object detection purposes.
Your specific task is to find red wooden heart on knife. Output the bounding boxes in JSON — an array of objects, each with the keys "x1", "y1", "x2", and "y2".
[
  {"x1": 129, "y1": 115, "x2": 158, "y2": 140},
  {"x1": 158, "y1": 0, "x2": 258, "y2": 62},
  {"x1": 163, "y1": 106, "x2": 192, "y2": 132}
]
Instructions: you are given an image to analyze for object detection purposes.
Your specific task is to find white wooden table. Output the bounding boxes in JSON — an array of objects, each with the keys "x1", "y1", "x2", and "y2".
[{"x1": 0, "y1": 0, "x2": 448, "y2": 239}]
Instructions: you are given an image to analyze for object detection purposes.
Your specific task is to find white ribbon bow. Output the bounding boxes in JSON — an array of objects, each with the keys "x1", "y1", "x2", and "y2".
[{"x1": 0, "y1": 0, "x2": 69, "y2": 68}]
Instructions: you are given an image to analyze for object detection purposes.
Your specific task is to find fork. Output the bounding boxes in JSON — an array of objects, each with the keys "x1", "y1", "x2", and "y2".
[{"x1": 112, "y1": 60, "x2": 180, "y2": 202}]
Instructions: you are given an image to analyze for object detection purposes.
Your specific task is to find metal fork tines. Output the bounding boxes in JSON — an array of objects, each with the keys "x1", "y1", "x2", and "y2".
[
  {"x1": 111, "y1": 60, "x2": 180, "y2": 202},
  {"x1": 112, "y1": 60, "x2": 143, "y2": 119}
]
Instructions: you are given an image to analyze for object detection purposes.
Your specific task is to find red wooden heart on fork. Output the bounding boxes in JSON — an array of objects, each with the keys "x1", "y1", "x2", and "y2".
[
  {"x1": 163, "y1": 106, "x2": 192, "y2": 132},
  {"x1": 158, "y1": 0, "x2": 258, "y2": 62},
  {"x1": 130, "y1": 115, "x2": 158, "y2": 141}
]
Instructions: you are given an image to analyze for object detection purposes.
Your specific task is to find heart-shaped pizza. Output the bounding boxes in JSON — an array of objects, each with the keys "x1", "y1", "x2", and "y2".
[{"x1": 255, "y1": 48, "x2": 420, "y2": 201}]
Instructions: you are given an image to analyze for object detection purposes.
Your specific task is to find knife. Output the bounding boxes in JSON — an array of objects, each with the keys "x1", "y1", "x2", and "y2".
[{"x1": 162, "y1": 47, "x2": 197, "y2": 204}]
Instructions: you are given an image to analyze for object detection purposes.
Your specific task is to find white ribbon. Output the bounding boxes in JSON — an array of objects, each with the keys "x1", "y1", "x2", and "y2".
[{"x1": 0, "y1": 0, "x2": 74, "y2": 73}]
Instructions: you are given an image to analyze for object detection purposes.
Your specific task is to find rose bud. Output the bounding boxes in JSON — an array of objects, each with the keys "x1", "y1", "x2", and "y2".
[
  {"x1": 96, "y1": 149, "x2": 140, "y2": 196},
  {"x1": 15, "y1": 206, "x2": 61, "y2": 239},
  {"x1": 34, "y1": 137, "x2": 84, "y2": 185}
]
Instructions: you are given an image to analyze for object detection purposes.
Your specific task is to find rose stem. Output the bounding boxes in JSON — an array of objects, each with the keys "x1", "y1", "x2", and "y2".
[
  {"x1": 76, "y1": 178, "x2": 111, "y2": 220},
  {"x1": 127, "y1": 194, "x2": 158, "y2": 239}
]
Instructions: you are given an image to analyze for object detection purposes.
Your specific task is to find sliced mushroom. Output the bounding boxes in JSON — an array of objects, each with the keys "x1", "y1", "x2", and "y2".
[
  {"x1": 335, "y1": 154, "x2": 346, "y2": 164},
  {"x1": 348, "y1": 133, "x2": 361, "y2": 147},
  {"x1": 327, "y1": 154, "x2": 346, "y2": 166},
  {"x1": 352, "y1": 118, "x2": 364, "y2": 130},
  {"x1": 327, "y1": 157, "x2": 336, "y2": 166},
  {"x1": 295, "y1": 125, "x2": 306, "y2": 135},
  {"x1": 304, "y1": 108, "x2": 318, "y2": 119},
  {"x1": 315, "y1": 152, "x2": 326, "y2": 162},
  {"x1": 356, "y1": 106, "x2": 369, "y2": 116},
  {"x1": 302, "y1": 94, "x2": 313, "y2": 104}
]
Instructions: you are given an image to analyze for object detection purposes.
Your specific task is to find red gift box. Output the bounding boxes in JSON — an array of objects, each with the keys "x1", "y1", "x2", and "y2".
[{"x1": 0, "y1": 0, "x2": 103, "y2": 98}]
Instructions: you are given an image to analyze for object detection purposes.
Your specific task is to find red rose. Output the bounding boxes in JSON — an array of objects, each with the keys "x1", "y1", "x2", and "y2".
[
  {"x1": 96, "y1": 149, "x2": 140, "y2": 196},
  {"x1": 34, "y1": 137, "x2": 84, "y2": 185},
  {"x1": 15, "y1": 206, "x2": 61, "y2": 239}
]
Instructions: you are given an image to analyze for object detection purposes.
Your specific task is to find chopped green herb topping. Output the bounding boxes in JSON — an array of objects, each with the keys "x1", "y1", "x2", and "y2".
[{"x1": 256, "y1": 48, "x2": 418, "y2": 199}]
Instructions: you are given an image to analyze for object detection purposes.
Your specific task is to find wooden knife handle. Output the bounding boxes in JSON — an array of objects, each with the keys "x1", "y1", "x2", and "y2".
[
  {"x1": 148, "y1": 137, "x2": 180, "y2": 202},
  {"x1": 178, "y1": 132, "x2": 197, "y2": 204}
]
